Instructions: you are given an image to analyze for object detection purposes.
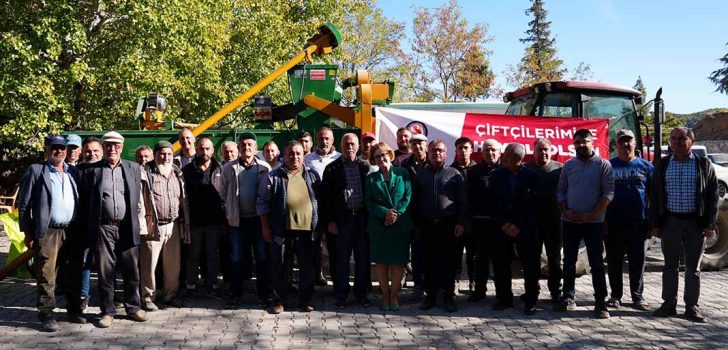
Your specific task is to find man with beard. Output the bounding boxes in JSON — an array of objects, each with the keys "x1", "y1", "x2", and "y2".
[
  {"x1": 393, "y1": 127, "x2": 412, "y2": 162},
  {"x1": 18, "y1": 135, "x2": 84, "y2": 331},
  {"x1": 304, "y1": 127, "x2": 341, "y2": 286},
  {"x1": 182, "y1": 137, "x2": 226, "y2": 298},
  {"x1": 524, "y1": 138, "x2": 563, "y2": 303},
  {"x1": 258, "y1": 141, "x2": 321, "y2": 313},
  {"x1": 414, "y1": 140, "x2": 467, "y2": 313},
  {"x1": 465, "y1": 139, "x2": 501, "y2": 302},
  {"x1": 139, "y1": 141, "x2": 190, "y2": 311},
  {"x1": 77, "y1": 131, "x2": 147, "y2": 328},
  {"x1": 555, "y1": 129, "x2": 614, "y2": 319}
]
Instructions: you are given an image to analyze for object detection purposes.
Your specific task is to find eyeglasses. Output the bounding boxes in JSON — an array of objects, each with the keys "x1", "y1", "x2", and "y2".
[
  {"x1": 104, "y1": 143, "x2": 123, "y2": 149},
  {"x1": 373, "y1": 153, "x2": 388, "y2": 160}
]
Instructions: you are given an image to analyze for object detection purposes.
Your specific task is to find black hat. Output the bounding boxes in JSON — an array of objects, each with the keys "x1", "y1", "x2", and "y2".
[
  {"x1": 44, "y1": 135, "x2": 67, "y2": 147},
  {"x1": 154, "y1": 141, "x2": 173, "y2": 152}
]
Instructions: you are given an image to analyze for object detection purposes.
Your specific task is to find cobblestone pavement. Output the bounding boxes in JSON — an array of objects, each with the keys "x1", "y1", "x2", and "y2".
[{"x1": 1, "y1": 232, "x2": 727, "y2": 349}]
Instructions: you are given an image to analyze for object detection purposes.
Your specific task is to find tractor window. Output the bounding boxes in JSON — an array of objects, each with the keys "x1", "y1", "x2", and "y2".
[
  {"x1": 505, "y1": 95, "x2": 536, "y2": 116},
  {"x1": 540, "y1": 93, "x2": 573, "y2": 117},
  {"x1": 583, "y1": 94, "x2": 639, "y2": 157}
]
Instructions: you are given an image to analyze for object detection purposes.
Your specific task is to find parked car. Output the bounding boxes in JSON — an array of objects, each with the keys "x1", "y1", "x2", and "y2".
[{"x1": 708, "y1": 153, "x2": 728, "y2": 167}]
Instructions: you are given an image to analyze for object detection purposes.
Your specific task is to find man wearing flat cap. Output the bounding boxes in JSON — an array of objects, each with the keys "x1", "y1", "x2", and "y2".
[
  {"x1": 219, "y1": 132, "x2": 272, "y2": 308},
  {"x1": 18, "y1": 135, "x2": 84, "y2": 331},
  {"x1": 77, "y1": 131, "x2": 148, "y2": 328},
  {"x1": 138, "y1": 141, "x2": 191, "y2": 311}
]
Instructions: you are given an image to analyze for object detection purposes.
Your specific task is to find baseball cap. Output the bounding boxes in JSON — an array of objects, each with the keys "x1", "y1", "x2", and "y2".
[
  {"x1": 65, "y1": 134, "x2": 82, "y2": 147},
  {"x1": 361, "y1": 132, "x2": 375, "y2": 142},
  {"x1": 154, "y1": 141, "x2": 173, "y2": 152},
  {"x1": 44, "y1": 135, "x2": 66, "y2": 147},
  {"x1": 239, "y1": 132, "x2": 257, "y2": 141},
  {"x1": 616, "y1": 129, "x2": 635, "y2": 140},
  {"x1": 102, "y1": 131, "x2": 125, "y2": 144},
  {"x1": 410, "y1": 134, "x2": 428, "y2": 143}
]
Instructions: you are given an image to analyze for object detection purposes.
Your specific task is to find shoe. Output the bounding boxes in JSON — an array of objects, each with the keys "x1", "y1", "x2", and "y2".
[
  {"x1": 632, "y1": 300, "x2": 650, "y2": 311},
  {"x1": 335, "y1": 300, "x2": 348, "y2": 309},
  {"x1": 288, "y1": 283, "x2": 299, "y2": 294},
  {"x1": 594, "y1": 303, "x2": 610, "y2": 319},
  {"x1": 205, "y1": 288, "x2": 224, "y2": 300},
  {"x1": 453, "y1": 281, "x2": 461, "y2": 296},
  {"x1": 444, "y1": 299, "x2": 457, "y2": 313},
  {"x1": 653, "y1": 303, "x2": 677, "y2": 317},
  {"x1": 80, "y1": 298, "x2": 89, "y2": 311},
  {"x1": 162, "y1": 298, "x2": 184, "y2": 308},
  {"x1": 257, "y1": 298, "x2": 271, "y2": 308},
  {"x1": 550, "y1": 293, "x2": 561, "y2": 303},
  {"x1": 301, "y1": 304, "x2": 314, "y2": 312},
  {"x1": 685, "y1": 305, "x2": 706, "y2": 323},
  {"x1": 39, "y1": 314, "x2": 59, "y2": 332},
  {"x1": 67, "y1": 312, "x2": 87, "y2": 324},
  {"x1": 390, "y1": 303, "x2": 400, "y2": 312},
  {"x1": 467, "y1": 293, "x2": 486, "y2": 303},
  {"x1": 128, "y1": 310, "x2": 147, "y2": 322},
  {"x1": 412, "y1": 285, "x2": 424, "y2": 301},
  {"x1": 357, "y1": 298, "x2": 372, "y2": 307},
  {"x1": 98, "y1": 314, "x2": 114, "y2": 328},
  {"x1": 524, "y1": 303, "x2": 538, "y2": 315},
  {"x1": 380, "y1": 303, "x2": 390, "y2": 311},
  {"x1": 315, "y1": 276, "x2": 328, "y2": 286},
  {"x1": 225, "y1": 297, "x2": 240, "y2": 310},
  {"x1": 420, "y1": 296, "x2": 435, "y2": 310},
  {"x1": 142, "y1": 300, "x2": 159, "y2": 312},
  {"x1": 606, "y1": 298, "x2": 620, "y2": 309},
  {"x1": 272, "y1": 303, "x2": 285, "y2": 314},
  {"x1": 492, "y1": 301, "x2": 514, "y2": 311},
  {"x1": 554, "y1": 299, "x2": 577, "y2": 312}
]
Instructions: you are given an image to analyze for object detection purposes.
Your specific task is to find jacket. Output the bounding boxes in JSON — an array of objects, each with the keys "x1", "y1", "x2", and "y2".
[
  {"x1": 465, "y1": 160, "x2": 500, "y2": 218},
  {"x1": 219, "y1": 157, "x2": 271, "y2": 227},
  {"x1": 412, "y1": 163, "x2": 468, "y2": 226},
  {"x1": 140, "y1": 161, "x2": 191, "y2": 243},
  {"x1": 364, "y1": 167, "x2": 413, "y2": 237},
  {"x1": 490, "y1": 165, "x2": 540, "y2": 234},
  {"x1": 649, "y1": 154, "x2": 719, "y2": 230},
  {"x1": 182, "y1": 157, "x2": 226, "y2": 226},
  {"x1": 257, "y1": 165, "x2": 321, "y2": 244},
  {"x1": 17, "y1": 163, "x2": 80, "y2": 240},
  {"x1": 78, "y1": 159, "x2": 144, "y2": 247},
  {"x1": 321, "y1": 156, "x2": 371, "y2": 224}
]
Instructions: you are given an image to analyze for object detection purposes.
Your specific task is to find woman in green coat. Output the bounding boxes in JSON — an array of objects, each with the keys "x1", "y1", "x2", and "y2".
[{"x1": 365, "y1": 142, "x2": 412, "y2": 311}]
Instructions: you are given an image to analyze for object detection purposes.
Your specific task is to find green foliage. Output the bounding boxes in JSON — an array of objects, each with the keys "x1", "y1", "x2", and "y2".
[
  {"x1": 709, "y1": 42, "x2": 728, "y2": 94},
  {"x1": 633, "y1": 76, "x2": 647, "y2": 98},
  {"x1": 452, "y1": 45, "x2": 495, "y2": 101},
  {"x1": 410, "y1": 0, "x2": 494, "y2": 102}
]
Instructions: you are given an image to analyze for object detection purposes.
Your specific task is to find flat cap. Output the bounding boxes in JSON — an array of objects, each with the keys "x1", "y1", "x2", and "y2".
[
  {"x1": 410, "y1": 134, "x2": 428, "y2": 143},
  {"x1": 102, "y1": 131, "x2": 125, "y2": 143},
  {"x1": 154, "y1": 141, "x2": 173, "y2": 152}
]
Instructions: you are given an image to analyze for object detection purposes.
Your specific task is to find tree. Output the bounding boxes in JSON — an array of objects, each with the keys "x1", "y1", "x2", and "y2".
[
  {"x1": 410, "y1": 0, "x2": 494, "y2": 102},
  {"x1": 709, "y1": 42, "x2": 728, "y2": 94},
  {"x1": 451, "y1": 45, "x2": 496, "y2": 101},
  {"x1": 506, "y1": 0, "x2": 565, "y2": 88},
  {"x1": 633, "y1": 76, "x2": 648, "y2": 97}
]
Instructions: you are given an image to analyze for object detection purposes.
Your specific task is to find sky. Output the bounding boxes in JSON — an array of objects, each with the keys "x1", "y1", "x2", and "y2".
[{"x1": 377, "y1": 0, "x2": 728, "y2": 114}]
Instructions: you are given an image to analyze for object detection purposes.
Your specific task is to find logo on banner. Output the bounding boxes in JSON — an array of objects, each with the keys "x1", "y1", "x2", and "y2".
[{"x1": 406, "y1": 121, "x2": 428, "y2": 137}]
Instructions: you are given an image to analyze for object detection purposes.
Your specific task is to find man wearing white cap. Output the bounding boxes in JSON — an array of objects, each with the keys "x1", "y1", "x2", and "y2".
[{"x1": 77, "y1": 131, "x2": 147, "y2": 328}]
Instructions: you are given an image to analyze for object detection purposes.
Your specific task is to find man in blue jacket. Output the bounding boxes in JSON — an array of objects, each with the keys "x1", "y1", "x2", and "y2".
[{"x1": 18, "y1": 135, "x2": 84, "y2": 331}]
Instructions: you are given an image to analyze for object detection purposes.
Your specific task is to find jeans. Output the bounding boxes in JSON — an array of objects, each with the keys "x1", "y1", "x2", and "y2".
[
  {"x1": 230, "y1": 217, "x2": 271, "y2": 300},
  {"x1": 334, "y1": 212, "x2": 369, "y2": 302},
  {"x1": 80, "y1": 248, "x2": 91, "y2": 299},
  {"x1": 605, "y1": 221, "x2": 648, "y2": 303},
  {"x1": 270, "y1": 230, "x2": 315, "y2": 306},
  {"x1": 660, "y1": 216, "x2": 706, "y2": 307},
  {"x1": 562, "y1": 222, "x2": 608, "y2": 302}
]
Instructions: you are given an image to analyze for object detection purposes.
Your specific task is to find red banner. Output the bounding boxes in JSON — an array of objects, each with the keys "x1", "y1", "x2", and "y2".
[{"x1": 461, "y1": 114, "x2": 610, "y2": 163}]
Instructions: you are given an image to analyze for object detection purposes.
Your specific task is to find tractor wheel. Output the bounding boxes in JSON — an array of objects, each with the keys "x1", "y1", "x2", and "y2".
[
  {"x1": 702, "y1": 200, "x2": 728, "y2": 270},
  {"x1": 719, "y1": 181, "x2": 727, "y2": 199}
]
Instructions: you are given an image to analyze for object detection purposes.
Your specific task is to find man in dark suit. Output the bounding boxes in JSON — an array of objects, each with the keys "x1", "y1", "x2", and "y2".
[
  {"x1": 77, "y1": 131, "x2": 147, "y2": 328},
  {"x1": 18, "y1": 135, "x2": 84, "y2": 332},
  {"x1": 322, "y1": 133, "x2": 372, "y2": 308}
]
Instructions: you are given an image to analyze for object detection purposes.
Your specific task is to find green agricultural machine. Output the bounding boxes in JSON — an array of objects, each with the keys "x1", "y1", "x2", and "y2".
[{"x1": 66, "y1": 23, "x2": 394, "y2": 160}]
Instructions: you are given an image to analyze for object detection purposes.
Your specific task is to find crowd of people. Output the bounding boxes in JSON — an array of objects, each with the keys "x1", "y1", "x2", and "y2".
[{"x1": 16, "y1": 125, "x2": 719, "y2": 332}]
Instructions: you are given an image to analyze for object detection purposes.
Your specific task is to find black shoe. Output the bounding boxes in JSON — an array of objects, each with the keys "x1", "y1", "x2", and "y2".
[
  {"x1": 444, "y1": 299, "x2": 457, "y2": 313},
  {"x1": 524, "y1": 303, "x2": 538, "y2": 315},
  {"x1": 685, "y1": 305, "x2": 706, "y2": 323},
  {"x1": 357, "y1": 298, "x2": 372, "y2": 307},
  {"x1": 162, "y1": 298, "x2": 184, "y2": 308},
  {"x1": 420, "y1": 297, "x2": 435, "y2": 310},
  {"x1": 67, "y1": 312, "x2": 87, "y2": 324},
  {"x1": 492, "y1": 301, "x2": 514, "y2": 311},
  {"x1": 594, "y1": 302, "x2": 610, "y2": 319},
  {"x1": 335, "y1": 300, "x2": 348, "y2": 309},
  {"x1": 606, "y1": 298, "x2": 620, "y2": 309},
  {"x1": 288, "y1": 283, "x2": 299, "y2": 294},
  {"x1": 550, "y1": 293, "x2": 561, "y2": 303},
  {"x1": 205, "y1": 288, "x2": 224, "y2": 300},
  {"x1": 257, "y1": 298, "x2": 271, "y2": 308},
  {"x1": 225, "y1": 297, "x2": 240, "y2": 310},
  {"x1": 467, "y1": 293, "x2": 486, "y2": 303},
  {"x1": 554, "y1": 299, "x2": 577, "y2": 312},
  {"x1": 315, "y1": 275, "x2": 328, "y2": 286},
  {"x1": 39, "y1": 314, "x2": 59, "y2": 332},
  {"x1": 653, "y1": 303, "x2": 677, "y2": 317}
]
